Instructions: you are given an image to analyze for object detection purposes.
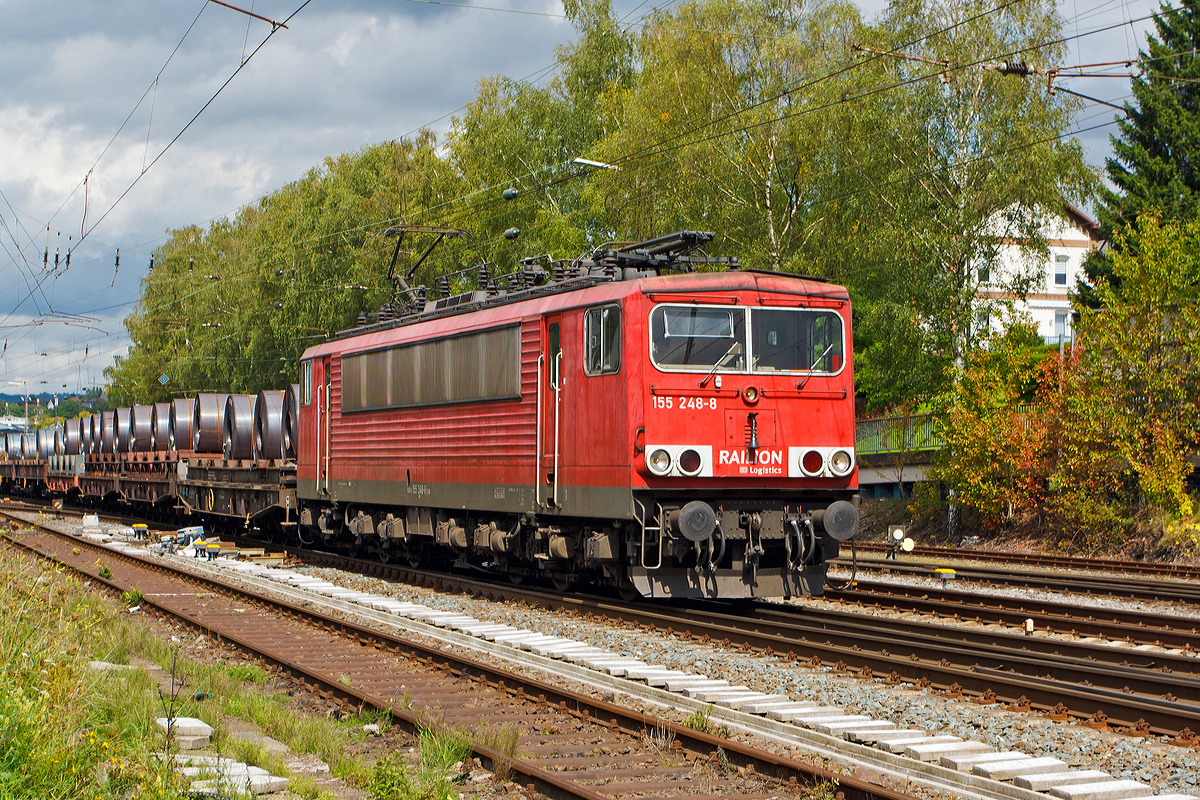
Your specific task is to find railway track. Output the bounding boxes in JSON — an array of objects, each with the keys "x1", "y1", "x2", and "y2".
[
  {"x1": 281, "y1": 549, "x2": 1200, "y2": 739},
  {"x1": 0, "y1": 511, "x2": 917, "y2": 800},
  {"x1": 845, "y1": 543, "x2": 1200, "y2": 582},
  {"x1": 828, "y1": 579, "x2": 1200, "y2": 651},
  {"x1": 10, "y1": 502, "x2": 1200, "y2": 737},
  {"x1": 833, "y1": 556, "x2": 1200, "y2": 605}
]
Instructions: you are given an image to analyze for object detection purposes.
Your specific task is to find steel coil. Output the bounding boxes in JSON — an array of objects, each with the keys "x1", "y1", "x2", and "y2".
[
  {"x1": 100, "y1": 411, "x2": 115, "y2": 454},
  {"x1": 114, "y1": 407, "x2": 133, "y2": 452},
  {"x1": 54, "y1": 429, "x2": 64, "y2": 457},
  {"x1": 8, "y1": 433, "x2": 21, "y2": 459},
  {"x1": 1, "y1": 434, "x2": 12, "y2": 459},
  {"x1": 223, "y1": 394, "x2": 257, "y2": 460},
  {"x1": 65, "y1": 419, "x2": 82, "y2": 455},
  {"x1": 36, "y1": 428, "x2": 53, "y2": 459},
  {"x1": 283, "y1": 383, "x2": 300, "y2": 461},
  {"x1": 169, "y1": 398, "x2": 195, "y2": 451},
  {"x1": 22, "y1": 433, "x2": 37, "y2": 458},
  {"x1": 253, "y1": 390, "x2": 285, "y2": 461},
  {"x1": 151, "y1": 402, "x2": 171, "y2": 449},
  {"x1": 88, "y1": 414, "x2": 100, "y2": 453},
  {"x1": 192, "y1": 393, "x2": 229, "y2": 453},
  {"x1": 131, "y1": 405, "x2": 154, "y2": 452}
]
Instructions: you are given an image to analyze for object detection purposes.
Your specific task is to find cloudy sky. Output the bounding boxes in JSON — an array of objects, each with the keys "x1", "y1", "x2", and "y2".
[{"x1": 0, "y1": 0, "x2": 1164, "y2": 397}]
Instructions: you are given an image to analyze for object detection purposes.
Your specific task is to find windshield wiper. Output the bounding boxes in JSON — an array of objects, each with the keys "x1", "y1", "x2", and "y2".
[
  {"x1": 796, "y1": 343, "x2": 836, "y2": 391},
  {"x1": 698, "y1": 341, "x2": 743, "y2": 387}
]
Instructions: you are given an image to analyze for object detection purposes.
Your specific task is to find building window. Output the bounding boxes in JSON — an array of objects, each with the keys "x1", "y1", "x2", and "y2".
[
  {"x1": 1054, "y1": 255, "x2": 1069, "y2": 286},
  {"x1": 584, "y1": 305, "x2": 621, "y2": 375},
  {"x1": 977, "y1": 265, "x2": 990, "y2": 284}
]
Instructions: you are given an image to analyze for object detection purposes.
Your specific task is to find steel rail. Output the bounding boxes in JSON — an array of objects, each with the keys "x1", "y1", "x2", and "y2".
[
  {"x1": 0, "y1": 515, "x2": 919, "y2": 800},
  {"x1": 288, "y1": 549, "x2": 1200, "y2": 738},
  {"x1": 829, "y1": 579, "x2": 1200, "y2": 651},
  {"x1": 833, "y1": 557, "x2": 1200, "y2": 604},
  {"x1": 845, "y1": 542, "x2": 1200, "y2": 581}
]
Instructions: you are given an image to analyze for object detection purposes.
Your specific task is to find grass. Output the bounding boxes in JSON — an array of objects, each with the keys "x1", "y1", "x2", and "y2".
[
  {"x1": 682, "y1": 704, "x2": 715, "y2": 733},
  {"x1": 0, "y1": 548, "x2": 395, "y2": 798},
  {"x1": 367, "y1": 726, "x2": 475, "y2": 800}
]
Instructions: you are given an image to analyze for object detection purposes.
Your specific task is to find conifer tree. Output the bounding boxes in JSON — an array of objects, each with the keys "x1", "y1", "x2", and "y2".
[{"x1": 1081, "y1": 0, "x2": 1200, "y2": 305}]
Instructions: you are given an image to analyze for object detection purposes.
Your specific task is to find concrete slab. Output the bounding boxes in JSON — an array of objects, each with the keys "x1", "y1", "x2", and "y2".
[
  {"x1": 974, "y1": 757, "x2": 1068, "y2": 780},
  {"x1": 662, "y1": 677, "x2": 727, "y2": 692},
  {"x1": 1049, "y1": 781, "x2": 1151, "y2": 800},
  {"x1": 157, "y1": 717, "x2": 212, "y2": 737},
  {"x1": 766, "y1": 705, "x2": 843, "y2": 722},
  {"x1": 849, "y1": 729, "x2": 927, "y2": 744},
  {"x1": 683, "y1": 685, "x2": 754, "y2": 700},
  {"x1": 904, "y1": 741, "x2": 991, "y2": 762},
  {"x1": 942, "y1": 751, "x2": 1030, "y2": 771},
  {"x1": 1014, "y1": 771, "x2": 1115, "y2": 791},
  {"x1": 485, "y1": 630, "x2": 540, "y2": 643},
  {"x1": 605, "y1": 663, "x2": 663, "y2": 678},
  {"x1": 879, "y1": 736, "x2": 961, "y2": 754},
  {"x1": 815, "y1": 719, "x2": 896, "y2": 736},
  {"x1": 715, "y1": 693, "x2": 775, "y2": 710},
  {"x1": 736, "y1": 699, "x2": 810, "y2": 715},
  {"x1": 793, "y1": 714, "x2": 870, "y2": 728}
]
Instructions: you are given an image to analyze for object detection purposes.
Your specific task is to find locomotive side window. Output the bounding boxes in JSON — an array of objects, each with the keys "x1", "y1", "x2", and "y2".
[
  {"x1": 650, "y1": 306, "x2": 746, "y2": 370},
  {"x1": 341, "y1": 325, "x2": 521, "y2": 412},
  {"x1": 750, "y1": 309, "x2": 844, "y2": 374},
  {"x1": 584, "y1": 305, "x2": 621, "y2": 375},
  {"x1": 548, "y1": 322, "x2": 561, "y2": 388},
  {"x1": 300, "y1": 360, "x2": 312, "y2": 406}
]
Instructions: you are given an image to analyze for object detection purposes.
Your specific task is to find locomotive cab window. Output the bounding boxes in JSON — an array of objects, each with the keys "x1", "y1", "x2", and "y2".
[
  {"x1": 548, "y1": 322, "x2": 561, "y2": 388},
  {"x1": 750, "y1": 309, "x2": 844, "y2": 374},
  {"x1": 584, "y1": 305, "x2": 621, "y2": 375},
  {"x1": 650, "y1": 305, "x2": 746, "y2": 371},
  {"x1": 300, "y1": 360, "x2": 312, "y2": 406}
]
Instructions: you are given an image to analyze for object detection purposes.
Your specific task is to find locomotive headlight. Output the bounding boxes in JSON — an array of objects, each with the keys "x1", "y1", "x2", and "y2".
[
  {"x1": 678, "y1": 448, "x2": 703, "y2": 476},
  {"x1": 742, "y1": 386, "x2": 759, "y2": 405},
  {"x1": 830, "y1": 449, "x2": 853, "y2": 476},
  {"x1": 647, "y1": 448, "x2": 673, "y2": 475}
]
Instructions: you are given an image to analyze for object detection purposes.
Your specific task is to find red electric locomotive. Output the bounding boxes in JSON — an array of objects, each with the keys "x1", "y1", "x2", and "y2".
[{"x1": 296, "y1": 231, "x2": 860, "y2": 599}]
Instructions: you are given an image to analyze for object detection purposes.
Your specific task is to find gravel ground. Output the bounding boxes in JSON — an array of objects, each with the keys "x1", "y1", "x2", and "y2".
[
  {"x1": 288, "y1": 563, "x2": 1200, "y2": 797},
  {"x1": 16, "y1": 508, "x2": 1199, "y2": 798}
]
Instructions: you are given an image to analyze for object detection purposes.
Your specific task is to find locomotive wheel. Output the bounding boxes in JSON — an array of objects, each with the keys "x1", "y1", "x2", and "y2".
[
  {"x1": 550, "y1": 575, "x2": 572, "y2": 593},
  {"x1": 376, "y1": 547, "x2": 391, "y2": 564},
  {"x1": 406, "y1": 547, "x2": 422, "y2": 569},
  {"x1": 616, "y1": 579, "x2": 640, "y2": 603}
]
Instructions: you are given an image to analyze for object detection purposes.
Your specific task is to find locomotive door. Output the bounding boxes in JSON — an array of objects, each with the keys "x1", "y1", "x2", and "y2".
[
  {"x1": 539, "y1": 315, "x2": 563, "y2": 508},
  {"x1": 316, "y1": 357, "x2": 331, "y2": 494}
]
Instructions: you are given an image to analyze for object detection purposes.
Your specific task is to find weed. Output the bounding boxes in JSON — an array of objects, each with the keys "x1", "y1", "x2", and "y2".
[
  {"x1": 288, "y1": 773, "x2": 336, "y2": 800},
  {"x1": 807, "y1": 777, "x2": 841, "y2": 800},
  {"x1": 218, "y1": 662, "x2": 268, "y2": 683},
  {"x1": 121, "y1": 587, "x2": 145, "y2": 608},
  {"x1": 474, "y1": 722, "x2": 519, "y2": 782},
  {"x1": 337, "y1": 674, "x2": 352, "y2": 687},
  {"x1": 368, "y1": 728, "x2": 472, "y2": 800},
  {"x1": 98, "y1": 563, "x2": 113, "y2": 579},
  {"x1": 71, "y1": 547, "x2": 80, "y2": 556},
  {"x1": 716, "y1": 745, "x2": 732, "y2": 773},
  {"x1": 642, "y1": 720, "x2": 676, "y2": 756},
  {"x1": 682, "y1": 704, "x2": 714, "y2": 733}
]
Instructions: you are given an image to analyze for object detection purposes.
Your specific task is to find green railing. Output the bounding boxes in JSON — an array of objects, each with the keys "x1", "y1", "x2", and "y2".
[{"x1": 855, "y1": 413, "x2": 942, "y2": 456}]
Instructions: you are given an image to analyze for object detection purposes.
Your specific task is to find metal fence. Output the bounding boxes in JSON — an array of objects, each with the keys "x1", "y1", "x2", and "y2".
[{"x1": 855, "y1": 413, "x2": 942, "y2": 456}]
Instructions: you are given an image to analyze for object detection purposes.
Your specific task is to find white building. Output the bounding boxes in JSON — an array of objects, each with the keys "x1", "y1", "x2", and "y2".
[{"x1": 979, "y1": 204, "x2": 1104, "y2": 345}]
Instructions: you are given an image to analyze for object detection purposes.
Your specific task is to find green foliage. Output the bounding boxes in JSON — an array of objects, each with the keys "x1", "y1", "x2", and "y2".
[
  {"x1": 120, "y1": 588, "x2": 144, "y2": 608},
  {"x1": 0, "y1": 553, "x2": 183, "y2": 799},
  {"x1": 98, "y1": 563, "x2": 113, "y2": 579},
  {"x1": 1067, "y1": 214, "x2": 1200, "y2": 520},
  {"x1": 933, "y1": 324, "x2": 1060, "y2": 522},
  {"x1": 682, "y1": 704, "x2": 715, "y2": 733},
  {"x1": 937, "y1": 215, "x2": 1200, "y2": 539},
  {"x1": 367, "y1": 728, "x2": 472, "y2": 800},
  {"x1": 1083, "y1": 1, "x2": 1200, "y2": 306},
  {"x1": 105, "y1": 0, "x2": 1093, "y2": 416}
]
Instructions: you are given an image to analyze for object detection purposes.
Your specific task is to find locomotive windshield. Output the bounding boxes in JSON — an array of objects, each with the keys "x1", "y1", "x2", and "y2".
[
  {"x1": 650, "y1": 306, "x2": 747, "y2": 369},
  {"x1": 750, "y1": 308, "x2": 844, "y2": 373},
  {"x1": 650, "y1": 304, "x2": 844, "y2": 374}
]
